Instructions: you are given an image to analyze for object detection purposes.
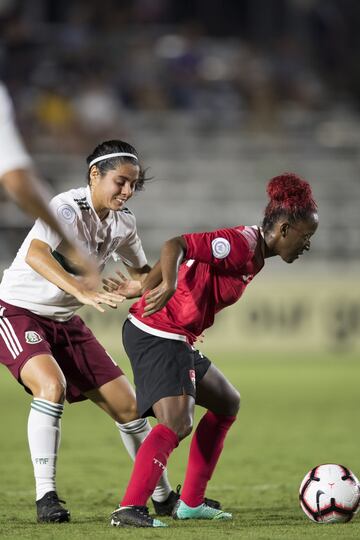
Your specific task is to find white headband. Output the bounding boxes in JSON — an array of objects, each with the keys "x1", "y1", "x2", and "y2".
[{"x1": 88, "y1": 152, "x2": 138, "y2": 169}]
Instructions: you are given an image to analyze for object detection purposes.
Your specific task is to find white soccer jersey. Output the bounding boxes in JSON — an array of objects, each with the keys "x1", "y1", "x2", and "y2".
[
  {"x1": 0, "y1": 186, "x2": 147, "y2": 320},
  {"x1": 0, "y1": 82, "x2": 32, "y2": 177}
]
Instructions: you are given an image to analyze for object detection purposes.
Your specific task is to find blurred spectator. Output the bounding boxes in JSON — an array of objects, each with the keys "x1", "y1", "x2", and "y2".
[
  {"x1": 35, "y1": 88, "x2": 75, "y2": 138},
  {"x1": 72, "y1": 75, "x2": 123, "y2": 136},
  {"x1": 0, "y1": 0, "x2": 359, "y2": 149}
]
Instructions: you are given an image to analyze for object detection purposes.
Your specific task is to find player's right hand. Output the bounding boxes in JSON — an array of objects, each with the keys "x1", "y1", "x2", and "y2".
[{"x1": 142, "y1": 281, "x2": 176, "y2": 317}]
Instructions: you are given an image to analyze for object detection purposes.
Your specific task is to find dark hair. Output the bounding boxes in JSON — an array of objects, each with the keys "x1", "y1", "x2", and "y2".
[
  {"x1": 262, "y1": 173, "x2": 318, "y2": 232},
  {"x1": 86, "y1": 140, "x2": 148, "y2": 191}
]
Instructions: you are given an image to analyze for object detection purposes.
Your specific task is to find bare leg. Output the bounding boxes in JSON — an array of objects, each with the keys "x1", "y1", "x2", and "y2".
[
  {"x1": 84, "y1": 375, "x2": 138, "y2": 424},
  {"x1": 196, "y1": 363, "x2": 240, "y2": 415},
  {"x1": 153, "y1": 394, "x2": 195, "y2": 441},
  {"x1": 21, "y1": 354, "x2": 66, "y2": 403}
]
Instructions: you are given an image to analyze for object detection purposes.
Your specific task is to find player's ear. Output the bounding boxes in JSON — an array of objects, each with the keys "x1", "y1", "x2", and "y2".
[
  {"x1": 279, "y1": 222, "x2": 290, "y2": 238},
  {"x1": 89, "y1": 165, "x2": 100, "y2": 189}
]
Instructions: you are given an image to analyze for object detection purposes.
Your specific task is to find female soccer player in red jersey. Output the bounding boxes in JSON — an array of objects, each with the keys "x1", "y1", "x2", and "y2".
[
  {"x1": 0, "y1": 140, "x2": 196, "y2": 523},
  {"x1": 106, "y1": 173, "x2": 319, "y2": 527}
]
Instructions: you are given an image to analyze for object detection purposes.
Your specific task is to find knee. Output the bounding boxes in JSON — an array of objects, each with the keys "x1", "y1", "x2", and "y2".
[
  {"x1": 233, "y1": 389, "x2": 241, "y2": 414},
  {"x1": 224, "y1": 388, "x2": 241, "y2": 416},
  {"x1": 114, "y1": 401, "x2": 139, "y2": 424},
  {"x1": 177, "y1": 420, "x2": 193, "y2": 441},
  {"x1": 162, "y1": 416, "x2": 193, "y2": 442},
  {"x1": 37, "y1": 376, "x2": 66, "y2": 404}
]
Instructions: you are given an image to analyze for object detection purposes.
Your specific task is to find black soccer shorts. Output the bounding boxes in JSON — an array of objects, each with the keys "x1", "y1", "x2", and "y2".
[{"x1": 122, "y1": 319, "x2": 211, "y2": 418}]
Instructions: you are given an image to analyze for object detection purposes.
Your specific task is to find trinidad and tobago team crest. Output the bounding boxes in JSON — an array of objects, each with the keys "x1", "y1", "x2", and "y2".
[
  {"x1": 25, "y1": 331, "x2": 43, "y2": 344},
  {"x1": 189, "y1": 369, "x2": 196, "y2": 388}
]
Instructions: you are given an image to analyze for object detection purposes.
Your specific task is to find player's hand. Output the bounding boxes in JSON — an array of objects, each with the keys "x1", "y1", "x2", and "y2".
[
  {"x1": 142, "y1": 282, "x2": 176, "y2": 317},
  {"x1": 73, "y1": 288, "x2": 125, "y2": 313},
  {"x1": 102, "y1": 270, "x2": 142, "y2": 299}
]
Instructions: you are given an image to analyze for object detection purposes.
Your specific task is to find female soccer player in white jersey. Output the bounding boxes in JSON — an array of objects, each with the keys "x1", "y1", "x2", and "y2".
[
  {"x1": 0, "y1": 82, "x2": 95, "y2": 278},
  {"x1": 0, "y1": 140, "x2": 187, "y2": 523},
  {"x1": 106, "y1": 173, "x2": 319, "y2": 527}
]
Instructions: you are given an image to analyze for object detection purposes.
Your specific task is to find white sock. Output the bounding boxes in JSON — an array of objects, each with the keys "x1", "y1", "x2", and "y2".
[
  {"x1": 27, "y1": 398, "x2": 63, "y2": 501},
  {"x1": 116, "y1": 418, "x2": 172, "y2": 502}
]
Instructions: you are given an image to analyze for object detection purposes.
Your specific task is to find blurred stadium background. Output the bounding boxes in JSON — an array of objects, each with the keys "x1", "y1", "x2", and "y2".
[
  {"x1": 1, "y1": 0, "x2": 359, "y2": 354},
  {"x1": 1, "y1": 2, "x2": 360, "y2": 537}
]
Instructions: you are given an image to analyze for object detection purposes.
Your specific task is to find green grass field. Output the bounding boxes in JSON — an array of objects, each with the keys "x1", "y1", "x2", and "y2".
[{"x1": 0, "y1": 350, "x2": 359, "y2": 539}]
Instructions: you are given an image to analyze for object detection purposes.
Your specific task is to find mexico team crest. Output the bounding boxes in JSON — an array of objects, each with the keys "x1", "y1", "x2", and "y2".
[
  {"x1": 189, "y1": 369, "x2": 196, "y2": 388},
  {"x1": 25, "y1": 331, "x2": 43, "y2": 344}
]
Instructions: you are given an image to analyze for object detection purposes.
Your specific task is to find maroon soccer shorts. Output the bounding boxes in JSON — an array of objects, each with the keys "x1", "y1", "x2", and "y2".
[{"x1": 0, "y1": 299, "x2": 123, "y2": 402}]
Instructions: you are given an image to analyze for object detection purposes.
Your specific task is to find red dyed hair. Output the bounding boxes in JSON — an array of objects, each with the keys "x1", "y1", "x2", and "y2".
[{"x1": 262, "y1": 173, "x2": 317, "y2": 231}]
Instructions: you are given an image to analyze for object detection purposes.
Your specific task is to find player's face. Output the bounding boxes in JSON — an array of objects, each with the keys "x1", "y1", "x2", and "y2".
[
  {"x1": 92, "y1": 163, "x2": 140, "y2": 211},
  {"x1": 275, "y1": 212, "x2": 318, "y2": 263}
]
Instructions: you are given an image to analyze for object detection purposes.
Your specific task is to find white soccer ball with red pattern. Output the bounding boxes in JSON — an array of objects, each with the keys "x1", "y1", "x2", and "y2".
[{"x1": 299, "y1": 464, "x2": 360, "y2": 523}]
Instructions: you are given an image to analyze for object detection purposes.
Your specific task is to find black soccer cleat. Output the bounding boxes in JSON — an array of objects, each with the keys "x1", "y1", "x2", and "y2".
[
  {"x1": 204, "y1": 496, "x2": 221, "y2": 510},
  {"x1": 152, "y1": 485, "x2": 221, "y2": 516},
  {"x1": 36, "y1": 491, "x2": 70, "y2": 523},
  {"x1": 152, "y1": 490, "x2": 180, "y2": 516},
  {"x1": 111, "y1": 505, "x2": 167, "y2": 527}
]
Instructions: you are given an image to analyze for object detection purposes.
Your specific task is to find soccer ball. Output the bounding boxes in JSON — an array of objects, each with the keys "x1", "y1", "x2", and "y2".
[{"x1": 299, "y1": 464, "x2": 360, "y2": 523}]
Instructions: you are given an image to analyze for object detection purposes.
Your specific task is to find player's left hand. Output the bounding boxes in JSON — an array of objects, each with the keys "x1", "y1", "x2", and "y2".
[
  {"x1": 72, "y1": 287, "x2": 125, "y2": 313},
  {"x1": 142, "y1": 281, "x2": 176, "y2": 316},
  {"x1": 103, "y1": 270, "x2": 142, "y2": 299}
]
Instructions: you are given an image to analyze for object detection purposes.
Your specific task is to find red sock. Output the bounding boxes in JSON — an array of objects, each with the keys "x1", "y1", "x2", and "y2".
[
  {"x1": 121, "y1": 423, "x2": 179, "y2": 507},
  {"x1": 181, "y1": 410, "x2": 236, "y2": 507}
]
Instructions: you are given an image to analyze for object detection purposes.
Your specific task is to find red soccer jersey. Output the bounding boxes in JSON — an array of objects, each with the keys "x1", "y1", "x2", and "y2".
[{"x1": 129, "y1": 226, "x2": 265, "y2": 344}]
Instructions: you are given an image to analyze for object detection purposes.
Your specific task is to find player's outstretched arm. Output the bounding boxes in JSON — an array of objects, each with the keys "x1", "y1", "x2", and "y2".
[
  {"x1": 2, "y1": 168, "x2": 100, "y2": 285},
  {"x1": 0, "y1": 82, "x2": 99, "y2": 284},
  {"x1": 2, "y1": 168, "x2": 68, "y2": 239},
  {"x1": 143, "y1": 236, "x2": 186, "y2": 317},
  {"x1": 25, "y1": 239, "x2": 123, "y2": 313}
]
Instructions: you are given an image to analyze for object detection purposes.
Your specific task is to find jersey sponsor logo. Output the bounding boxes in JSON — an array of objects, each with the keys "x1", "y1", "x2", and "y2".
[
  {"x1": 211, "y1": 237, "x2": 231, "y2": 259},
  {"x1": 189, "y1": 369, "x2": 196, "y2": 388},
  {"x1": 25, "y1": 331, "x2": 43, "y2": 344},
  {"x1": 57, "y1": 204, "x2": 76, "y2": 224}
]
